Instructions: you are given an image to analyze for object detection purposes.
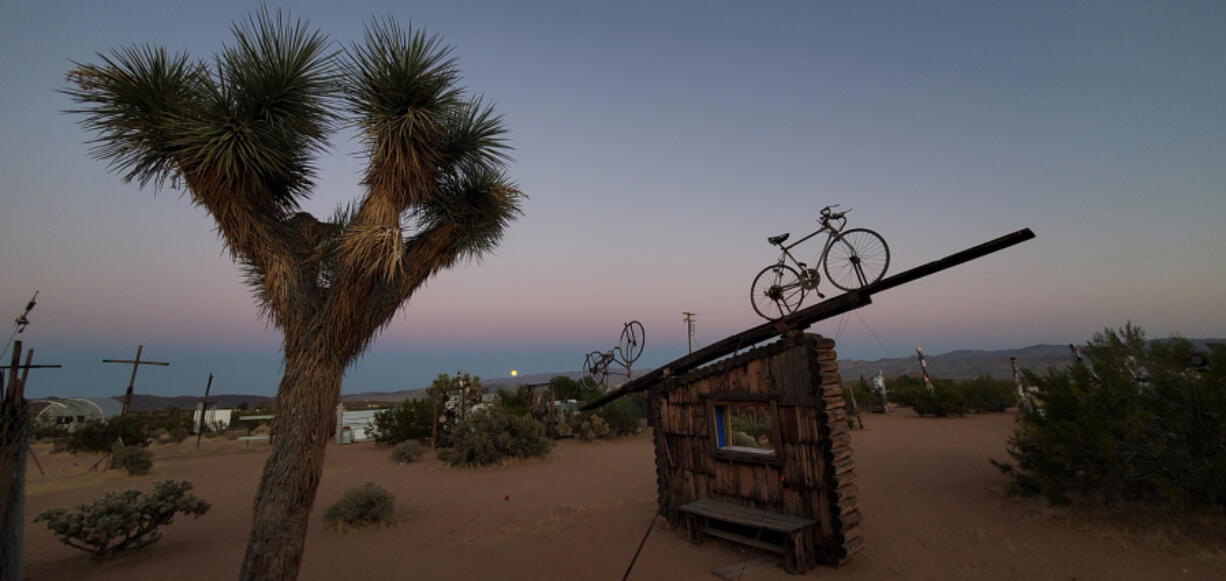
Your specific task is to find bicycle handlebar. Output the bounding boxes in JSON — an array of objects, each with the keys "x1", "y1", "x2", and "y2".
[{"x1": 819, "y1": 205, "x2": 851, "y2": 221}]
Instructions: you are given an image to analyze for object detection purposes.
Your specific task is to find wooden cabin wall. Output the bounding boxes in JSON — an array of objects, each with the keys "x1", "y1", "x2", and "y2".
[{"x1": 648, "y1": 332, "x2": 862, "y2": 565}]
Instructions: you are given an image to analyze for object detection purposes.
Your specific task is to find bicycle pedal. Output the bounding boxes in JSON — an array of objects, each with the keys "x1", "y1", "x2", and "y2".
[{"x1": 816, "y1": 290, "x2": 826, "y2": 299}]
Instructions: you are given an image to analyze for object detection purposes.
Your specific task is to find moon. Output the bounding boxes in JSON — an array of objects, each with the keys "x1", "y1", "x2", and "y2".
[{"x1": 510, "y1": 370, "x2": 518, "y2": 377}]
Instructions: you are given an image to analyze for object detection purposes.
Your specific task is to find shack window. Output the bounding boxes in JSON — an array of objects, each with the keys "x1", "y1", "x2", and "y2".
[{"x1": 709, "y1": 399, "x2": 780, "y2": 460}]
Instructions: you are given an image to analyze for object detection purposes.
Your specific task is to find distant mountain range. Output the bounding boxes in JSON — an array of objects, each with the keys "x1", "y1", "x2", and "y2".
[{"x1": 84, "y1": 339, "x2": 1222, "y2": 411}]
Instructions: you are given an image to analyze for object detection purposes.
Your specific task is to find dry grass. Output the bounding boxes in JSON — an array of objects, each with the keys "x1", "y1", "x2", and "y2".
[{"x1": 1009, "y1": 496, "x2": 1226, "y2": 562}]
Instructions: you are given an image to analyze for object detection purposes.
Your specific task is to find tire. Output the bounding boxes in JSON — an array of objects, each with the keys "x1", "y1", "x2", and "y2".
[
  {"x1": 618, "y1": 320, "x2": 645, "y2": 365},
  {"x1": 751, "y1": 264, "x2": 807, "y2": 320},
  {"x1": 823, "y1": 228, "x2": 889, "y2": 291},
  {"x1": 584, "y1": 351, "x2": 608, "y2": 387}
]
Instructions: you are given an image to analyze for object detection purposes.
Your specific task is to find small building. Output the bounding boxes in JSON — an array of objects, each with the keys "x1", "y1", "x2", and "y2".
[
  {"x1": 32, "y1": 397, "x2": 123, "y2": 430},
  {"x1": 193, "y1": 405, "x2": 233, "y2": 433},
  {"x1": 334, "y1": 407, "x2": 382, "y2": 443},
  {"x1": 590, "y1": 332, "x2": 859, "y2": 573}
]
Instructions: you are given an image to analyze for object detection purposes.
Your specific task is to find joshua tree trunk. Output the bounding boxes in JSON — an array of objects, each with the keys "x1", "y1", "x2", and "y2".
[{"x1": 240, "y1": 352, "x2": 344, "y2": 580}]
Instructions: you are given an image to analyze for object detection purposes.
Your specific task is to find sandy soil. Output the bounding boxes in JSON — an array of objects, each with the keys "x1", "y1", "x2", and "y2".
[{"x1": 20, "y1": 410, "x2": 1226, "y2": 580}]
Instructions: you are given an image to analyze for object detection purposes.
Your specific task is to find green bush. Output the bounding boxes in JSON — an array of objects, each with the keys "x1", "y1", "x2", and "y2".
[
  {"x1": 34, "y1": 480, "x2": 209, "y2": 558},
  {"x1": 994, "y1": 325, "x2": 1226, "y2": 510},
  {"x1": 389, "y1": 441, "x2": 425, "y2": 464},
  {"x1": 167, "y1": 427, "x2": 189, "y2": 443},
  {"x1": 574, "y1": 415, "x2": 611, "y2": 442},
  {"x1": 111, "y1": 442, "x2": 153, "y2": 475},
  {"x1": 323, "y1": 482, "x2": 395, "y2": 530},
  {"x1": 371, "y1": 399, "x2": 432, "y2": 445},
  {"x1": 496, "y1": 386, "x2": 534, "y2": 417},
  {"x1": 66, "y1": 417, "x2": 148, "y2": 453},
  {"x1": 956, "y1": 375, "x2": 1017, "y2": 412},
  {"x1": 910, "y1": 384, "x2": 968, "y2": 417},
  {"x1": 549, "y1": 375, "x2": 600, "y2": 402},
  {"x1": 595, "y1": 394, "x2": 644, "y2": 436},
  {"x1": 437, "y1": 408, "x2": 552, "y2": 467}
]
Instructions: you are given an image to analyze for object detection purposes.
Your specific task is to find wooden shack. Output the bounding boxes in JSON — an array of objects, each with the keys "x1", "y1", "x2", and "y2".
[
  {"x1": 647, "y1": 332, "x2": 859, "y2": 571},
  {"x1": 583, "y1": 227, "x2": 1035, "y2": 574}
]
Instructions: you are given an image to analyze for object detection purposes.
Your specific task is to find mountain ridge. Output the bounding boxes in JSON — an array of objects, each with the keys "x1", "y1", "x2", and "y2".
[{"x1": 51, "y1": 339, "x2": 1222, "y2": 410}]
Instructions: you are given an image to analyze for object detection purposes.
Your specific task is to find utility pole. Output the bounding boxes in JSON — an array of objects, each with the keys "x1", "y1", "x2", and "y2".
[
  {"x1": 682, "y1": 312, "x2": 696, "y2": 354},
  {"x1": 195, "y1": 373, "x2": 214, "y2": 449},
  {"x1": 103, "y1": 345, "x2": 170, "y2": 439},
  {"x1": 916, "y1": 347, "x2": 934, "y2": 393}
]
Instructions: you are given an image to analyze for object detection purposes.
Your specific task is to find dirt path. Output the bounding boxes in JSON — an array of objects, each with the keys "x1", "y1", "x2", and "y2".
[{"x1": 21, "y1": 410, "x2": 1224, "y2": 580}]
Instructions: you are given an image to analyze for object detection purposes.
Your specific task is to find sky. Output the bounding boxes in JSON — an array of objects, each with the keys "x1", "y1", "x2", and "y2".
[{"x1": 2, "y1": 1, "x2": 1223, "y2": 398}]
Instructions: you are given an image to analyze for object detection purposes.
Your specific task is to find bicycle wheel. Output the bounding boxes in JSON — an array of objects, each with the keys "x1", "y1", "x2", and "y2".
[
  {"x1": 751, "y1": 264, "x2": 807, "y2": 320},
  {"x1": 583, "y1": 351, "x2": 608, "y2": 386},
  {"x1": 823, "y1": 228, "x2": 890, "y2": 291},
  {"x1": 618, "y1": 320, "x2": 645, "y2": 365}
]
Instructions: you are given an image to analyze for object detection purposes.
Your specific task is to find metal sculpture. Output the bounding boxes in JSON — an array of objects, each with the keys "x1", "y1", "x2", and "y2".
[{"x1": 582, "y1": 321, "x2": 645, "y2": 389}]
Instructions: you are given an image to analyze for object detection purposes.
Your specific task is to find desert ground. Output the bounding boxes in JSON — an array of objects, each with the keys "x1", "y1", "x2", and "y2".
[{"x1": 20, "y1": 409, "x2": 1225, "y2": 581}]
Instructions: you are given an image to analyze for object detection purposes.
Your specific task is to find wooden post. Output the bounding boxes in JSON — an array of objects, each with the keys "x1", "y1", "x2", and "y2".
[
  {"x1": 431, "y1": 393, "x2": 438, "y2": 449},
  {"x1": 1, "y1": 341, "x2": 61, "y2": 581},
  {"x1": 195, "y1": 372, "x2": 213, "y2": 450},
  {"x1": 103, "y1": 345, "x2": 170, "y2": 440},
  {"x1": 549, "y1": 382, "x2": 557, "y2": 437}
]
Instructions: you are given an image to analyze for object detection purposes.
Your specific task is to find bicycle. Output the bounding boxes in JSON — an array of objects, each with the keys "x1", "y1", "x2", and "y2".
[
  {"x1": 750, "y1": 205, "x2": 890, "y2": 320},
  {"x1": 582, "y1": 321, "x2": 645, "y2": 387}
]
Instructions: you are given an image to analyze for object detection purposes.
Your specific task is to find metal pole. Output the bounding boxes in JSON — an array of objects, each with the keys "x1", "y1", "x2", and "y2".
[{"x1": 196, "y1": 373, "x2": 213, "y2": 449}]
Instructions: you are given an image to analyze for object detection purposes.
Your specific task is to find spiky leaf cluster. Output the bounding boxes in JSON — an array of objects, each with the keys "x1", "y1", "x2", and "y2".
[{"x1": 64, "y1": 8, "x2": 523, "y2": 357}]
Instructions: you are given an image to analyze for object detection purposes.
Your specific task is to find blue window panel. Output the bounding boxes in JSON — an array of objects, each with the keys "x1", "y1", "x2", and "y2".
[{"x1": 714, "y1": 405, "x2": 727, "y2": 447}]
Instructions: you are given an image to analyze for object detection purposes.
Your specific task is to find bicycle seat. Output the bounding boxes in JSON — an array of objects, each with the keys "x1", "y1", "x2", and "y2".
[{"x1": 768, "y1": 233, "x2": 790, "y2": 246}]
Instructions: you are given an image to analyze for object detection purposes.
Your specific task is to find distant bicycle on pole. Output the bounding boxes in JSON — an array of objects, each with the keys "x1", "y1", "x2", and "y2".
[{"x1": 751, "y1": 205, "x2": 890, "y2": 320}]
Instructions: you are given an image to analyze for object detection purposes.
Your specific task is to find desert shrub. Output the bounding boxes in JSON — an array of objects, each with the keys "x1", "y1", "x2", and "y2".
[
  {"x1": 66, "y1": 417, "x2": 148, "y2": 453},
  {"x1": 575, "y1": 415, "x2": 611, "y2": 442},
  {"x1": 371, "y1": 398, "x2": 432, "y2": 445},
  {"x1": 323, "y1": 482, "x2": 395, "y2": 530},
  {"x1": 389, "y1": 441, "x2": 425, "y2": 463},
  {"x1": 595, "y1": 395, "x2": 644, "y2": 436},
  {"x1": 550, "y1": 375, "x2": 600, "y2": 402},
  {"x1": 730, "y1": 411, "x2": 772, "y2": 440},
  {"x1": 995, "y1": 325, "x2": 1226, "y2": 510},
  {"x1": 437, "y1": 408, "x2": 552, "y2": 467},
  {"x1": 909, "y1": 385, "x2": 968, "y2": 417},
  {"x1": 731, "y1": 430, "x2": 757, "y2": 447},
  {"x1": 111, "y1": 443, "x2": 153, "y2": 475},
  {"x1": 31, "y1": 421, "x2": 68, "y2": 441},
  {"x1": 957, "y1": 375, "x2": 1018, "y2": 412},
  {"x1": 496, "y1": 386, "x2": 534, "y2": 417},
  {"x1": 167, "y1": 427, "x2": 189, "y2": 443},
  {"x1": 845, "y1": 376, "x2": 874, "y2": 413},
  {"x1": 34, "y1": 480, "x2": 209, "y2": 558}
]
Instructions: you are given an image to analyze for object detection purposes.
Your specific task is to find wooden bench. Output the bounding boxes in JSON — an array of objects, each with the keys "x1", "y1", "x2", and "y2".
[{"x1": 679, "y1": 498, "x2": 817, "y2": 574}]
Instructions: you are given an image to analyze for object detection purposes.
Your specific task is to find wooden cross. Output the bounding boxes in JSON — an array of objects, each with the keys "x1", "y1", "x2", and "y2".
[{"x1": 103, "y1": 345, "x2": 169, "y2": 438}]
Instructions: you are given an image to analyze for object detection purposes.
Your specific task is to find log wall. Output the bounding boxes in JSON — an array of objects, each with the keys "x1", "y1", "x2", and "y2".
[{"x1": 648, "y1": 332, "x2": 862, "y2": 566}]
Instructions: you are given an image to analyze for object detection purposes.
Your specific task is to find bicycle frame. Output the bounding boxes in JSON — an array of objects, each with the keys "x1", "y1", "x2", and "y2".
[{"x1": 772, "y1": 221, "x2": 841, "y2": 272}]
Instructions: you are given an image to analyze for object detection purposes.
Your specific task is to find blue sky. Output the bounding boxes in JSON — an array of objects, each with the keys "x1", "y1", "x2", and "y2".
[{"x1": 2, "y1": 1, "x2": 1223, "y2": 398}]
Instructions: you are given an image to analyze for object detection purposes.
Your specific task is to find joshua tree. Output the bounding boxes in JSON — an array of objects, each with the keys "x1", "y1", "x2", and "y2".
[{"x1": 65, "y1": 10, "x2": 521, "y2": 580}]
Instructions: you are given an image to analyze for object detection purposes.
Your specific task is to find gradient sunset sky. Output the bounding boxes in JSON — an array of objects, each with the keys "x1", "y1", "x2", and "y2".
[{"x1": 2, "y1": 1, "x2": 1223, "y2": 398}]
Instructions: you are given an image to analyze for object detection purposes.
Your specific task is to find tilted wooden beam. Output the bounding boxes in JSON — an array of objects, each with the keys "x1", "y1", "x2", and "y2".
[{"x1": 582, "y1": 227, "x2": 1035, "y2": 410}]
